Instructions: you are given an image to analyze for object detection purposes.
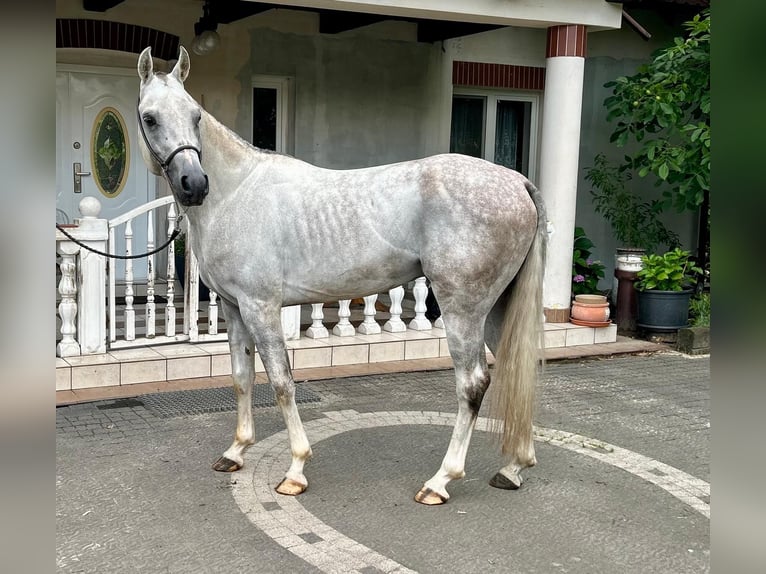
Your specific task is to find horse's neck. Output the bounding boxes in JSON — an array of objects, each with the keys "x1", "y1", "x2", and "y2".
[{"x1": 201, "y1": 111, "x2": 255, "y2": 182}]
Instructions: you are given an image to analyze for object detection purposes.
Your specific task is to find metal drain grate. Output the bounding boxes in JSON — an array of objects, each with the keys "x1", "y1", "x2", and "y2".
[{"x1": 138, "y1": 384, "x2": 322, "y2": 418}]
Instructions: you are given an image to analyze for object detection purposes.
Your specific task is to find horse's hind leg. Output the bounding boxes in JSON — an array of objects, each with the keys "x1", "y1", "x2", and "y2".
[
  {"x1": 415, "y1": 314, "x2": 490, "y2": 505},
  {"x1": 212, "y1": 300, "x2": 256, "y2": 472}
]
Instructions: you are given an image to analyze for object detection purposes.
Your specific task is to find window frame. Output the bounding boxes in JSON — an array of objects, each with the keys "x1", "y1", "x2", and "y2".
[
  {"x1": 251, "y1": 75, "x2": 294, "y2": 154},
  {"x1": 451, "y1": 88, "x2": 540, "y2": 181}
]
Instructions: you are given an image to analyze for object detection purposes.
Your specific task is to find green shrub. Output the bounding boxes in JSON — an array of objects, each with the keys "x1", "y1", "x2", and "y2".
[
  {"x1": 571, "y1": 226, "x2": 606, "y2": 296},
  {"x1": 689, "y1": 292, "x2": 710, "y2": 327}
]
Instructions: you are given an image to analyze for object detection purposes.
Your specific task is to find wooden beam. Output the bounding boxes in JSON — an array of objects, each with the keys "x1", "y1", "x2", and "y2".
[
  {"x1": 319, "y1": 12, "x2": 389, "y2": 34},
  {"x1": 83, "y1": 0, "x2": 125, "y2": 12},
  {"x1": 417, "y1": 21, "x2": 505, "y2": 43},
  {"x1": 212, "y1": 1, "x2": 276, "y2": 25}
]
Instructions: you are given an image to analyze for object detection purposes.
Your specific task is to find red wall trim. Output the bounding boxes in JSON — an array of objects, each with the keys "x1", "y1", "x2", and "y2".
[
  {"x1": 546, "y1": 25, "x2": 587, "y2": 58},
  {"x1": 452, "y1": 61, "x2": 545, "y2": 91},
  {"x1": 56, "y1": 19, "x2": 180, "y2": 61}
]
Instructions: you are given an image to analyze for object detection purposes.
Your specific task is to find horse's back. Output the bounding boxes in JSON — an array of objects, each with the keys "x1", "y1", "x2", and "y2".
[
  {"x1": 229, "y1": 152, "x2": 539, "y2": 304},
  {"x1": 412, "y1": 154, "x2": 539, "y2": 287}
]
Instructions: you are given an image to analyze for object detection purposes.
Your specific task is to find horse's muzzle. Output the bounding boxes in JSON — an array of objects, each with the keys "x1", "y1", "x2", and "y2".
[{"x1": 178, "y1": 172, "x2": 209, "y2": 206}]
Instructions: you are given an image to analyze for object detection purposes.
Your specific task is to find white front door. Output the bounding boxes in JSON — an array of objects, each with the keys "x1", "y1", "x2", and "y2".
[{"x1": 56, "y1": 66, "x2": 157, "y2": 280}]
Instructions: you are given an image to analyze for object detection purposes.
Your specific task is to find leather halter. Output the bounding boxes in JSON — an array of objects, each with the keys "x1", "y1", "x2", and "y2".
[{"x1": 136, "y1": 100, "x2": 202, "y2": 175}]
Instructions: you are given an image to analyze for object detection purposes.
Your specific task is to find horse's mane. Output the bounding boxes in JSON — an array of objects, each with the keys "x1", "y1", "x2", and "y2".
[{"x1": 200, "y1": 107, "x2": 290, "y2": 158}]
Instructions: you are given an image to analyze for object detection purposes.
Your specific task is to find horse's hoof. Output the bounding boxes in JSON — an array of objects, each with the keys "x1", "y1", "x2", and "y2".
[
  {"x1": 275, "y1": 478, "x2": 307, "y2": 496},
  {"x1": 489, "y1": 472, "x2": 521, "y2": 490},
  {"x1": 414, "y1": 487, "x2": 447, "y2": 506},
  {"x1": 212, "y1": 456, "x2": 242, "y2": 472}
]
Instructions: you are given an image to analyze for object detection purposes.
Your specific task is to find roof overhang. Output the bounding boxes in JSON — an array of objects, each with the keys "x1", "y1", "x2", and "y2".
[{"x1": 252, "y1": 0, "x2": 624, "y2": 30}]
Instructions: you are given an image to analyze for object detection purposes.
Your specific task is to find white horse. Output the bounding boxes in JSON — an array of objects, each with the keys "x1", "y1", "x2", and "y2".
[{"x1": 137, "y1": 46, "x2": 547, "y2": 505}]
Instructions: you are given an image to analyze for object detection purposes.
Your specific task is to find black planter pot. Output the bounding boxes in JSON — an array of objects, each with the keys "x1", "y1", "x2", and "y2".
[
  {"x1": 636, "y1": 289, "x2": 693, "y2": 332},
  {"x1": 175, "y1": 255, "x2": 210, "y2": 302}
]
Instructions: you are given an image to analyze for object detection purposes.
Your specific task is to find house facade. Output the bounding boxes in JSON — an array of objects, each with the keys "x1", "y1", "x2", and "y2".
[{"x1": 55, "y1": 0, "x2": 705, "y2": 389}]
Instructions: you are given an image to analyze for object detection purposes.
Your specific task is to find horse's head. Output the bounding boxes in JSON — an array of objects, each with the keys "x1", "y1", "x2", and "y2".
[{"x1": 137, "y1": 46, "x2": 209, "y2": 207}]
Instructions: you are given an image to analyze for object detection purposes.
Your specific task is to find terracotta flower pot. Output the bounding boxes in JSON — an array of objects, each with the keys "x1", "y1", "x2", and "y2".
[{"x1": 571, "y1": 294, "x2": 610, "y2": 323}]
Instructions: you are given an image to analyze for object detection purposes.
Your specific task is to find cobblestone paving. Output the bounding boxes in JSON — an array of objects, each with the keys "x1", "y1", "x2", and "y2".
[{"x1": 56, "y1": 352, "x2": 709, "y2": 573}]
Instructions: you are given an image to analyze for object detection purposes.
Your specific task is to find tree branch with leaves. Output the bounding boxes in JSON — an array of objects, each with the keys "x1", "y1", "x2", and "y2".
[{"x1": 605, "y1": 9, "x2": 710, "y2": 213}]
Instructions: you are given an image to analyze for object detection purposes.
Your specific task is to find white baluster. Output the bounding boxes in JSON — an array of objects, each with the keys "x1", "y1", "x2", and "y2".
[
  {"x1": 383, "y1": 285, "x2": 406, "y2": 332},
  {"x1": 56, "y1": 245, "x2": 80, "y2": 357},
  {"x1": 408, "y1": 276, "x2": 432, "y2": 330},
  {"x1": 434, "y1": 316, "x2": 445, "y2": 329},
  {"x1": 145, "y1": 210, "x2": 156, "y2": 338},
  {"x1": 165, "y1": 203, "x2": 177, "y2": 337},
  {"x1": 187, "y1": 241, "x2": 200, "y2": 341},
  {"x1": 357, "y1": 294, "x2": 381, "y2": 335},
  {"x1": 208, "y1": 291, "x2": 218, "y2": 335},
  {"x1": 306, "y1": 303, "x2": 329, "y2": 339},
  {"x1": 124, "y1": 220, "x2": 135, "y2": 341},
  {"x1": 333, "y1": 299, "x2": 355, "y2": 337},
  {"x1": 108, "y1": 227, "x2": 116, "y2": 343}
]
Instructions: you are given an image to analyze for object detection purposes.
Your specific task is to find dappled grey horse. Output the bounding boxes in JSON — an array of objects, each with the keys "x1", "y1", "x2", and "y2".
[{"x1": 137, "y1": 46, "x2": 547, "y2": 505}]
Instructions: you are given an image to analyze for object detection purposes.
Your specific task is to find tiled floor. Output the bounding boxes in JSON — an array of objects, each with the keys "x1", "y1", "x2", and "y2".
[{"x1": 55, "y1": 321, "x2": 637, "y2": 404}]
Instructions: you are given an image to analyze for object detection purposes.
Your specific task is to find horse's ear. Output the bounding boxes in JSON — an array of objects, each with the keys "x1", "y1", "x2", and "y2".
[
  {"x1": 170, "y1": 46, "x2": 191, "y2": 83},
  {"x1": 137, "y1": 47, "x2": 154, "y2": 83}
]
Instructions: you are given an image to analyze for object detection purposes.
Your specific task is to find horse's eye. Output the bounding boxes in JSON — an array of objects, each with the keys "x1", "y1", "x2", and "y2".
[
  {"x1": 194, "y1": 112, "x2": 202, "y2": 125},
  {"x1": 143, "y1": 114, "x2": 156, "y2": 127}
]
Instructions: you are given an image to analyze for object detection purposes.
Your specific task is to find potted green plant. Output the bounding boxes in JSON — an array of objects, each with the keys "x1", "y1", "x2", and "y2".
[
  {"x1": 571, "y1": 226, "x2": 606, "y2": 297},
  {"x1": 635, "y1": 248, "x2": 702, "y2": 332},
  {"x1": 570, "y1": 227, "x2": 610, "y2": 325}
]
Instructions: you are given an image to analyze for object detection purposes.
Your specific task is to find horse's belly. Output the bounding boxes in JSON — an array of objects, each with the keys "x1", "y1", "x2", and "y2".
[{"x1": 282, "y1": 254, "x2": 422, "y2": 305}]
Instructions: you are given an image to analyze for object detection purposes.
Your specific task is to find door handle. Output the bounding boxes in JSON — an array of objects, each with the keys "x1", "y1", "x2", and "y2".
[{"x1": 73, "y1": 162, "x2": 91, "y2": 194}]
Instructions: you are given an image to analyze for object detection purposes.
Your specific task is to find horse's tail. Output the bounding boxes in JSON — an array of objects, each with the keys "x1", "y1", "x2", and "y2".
[{"x1": 488, "y1": 180, "x2": 547, "y2": 464}]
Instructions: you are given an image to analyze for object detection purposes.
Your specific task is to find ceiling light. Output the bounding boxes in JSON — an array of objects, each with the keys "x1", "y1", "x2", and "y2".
[{"x1": 192, "y1": 1, "x2": 220, "y2": 56}]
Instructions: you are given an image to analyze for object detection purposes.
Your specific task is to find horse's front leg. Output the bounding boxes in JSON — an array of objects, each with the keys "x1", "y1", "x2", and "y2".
[
  {"x1": 242, "y1": 304, "x2": 312, "y2": 496},
  {"x1": 212, "y1": 301, "x2": 256, "y2": 472}
]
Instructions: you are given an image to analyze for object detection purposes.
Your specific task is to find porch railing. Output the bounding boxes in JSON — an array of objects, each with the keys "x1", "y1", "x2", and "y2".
[{"x1": 56, "y1": 196, "x2": 442, "y2": 358}]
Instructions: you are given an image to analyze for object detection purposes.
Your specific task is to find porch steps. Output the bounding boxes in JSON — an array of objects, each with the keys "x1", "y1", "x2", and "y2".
[{"x1": 56, "y1": 321, "x2": 618, "y2": 392}]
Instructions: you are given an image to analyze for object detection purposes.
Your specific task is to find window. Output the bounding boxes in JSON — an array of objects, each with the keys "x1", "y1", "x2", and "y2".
[
  {"x1": 450, "y1": 91, "x2": 539, "y2": 179},
  {"x1": 251, "y1": 75, "x2": 293, "y2": 154}
]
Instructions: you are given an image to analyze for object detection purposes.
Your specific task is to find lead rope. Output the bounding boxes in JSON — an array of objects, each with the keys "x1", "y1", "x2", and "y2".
[{"x1": 55, "y1": 213, "x2": 186, "y2": 260}]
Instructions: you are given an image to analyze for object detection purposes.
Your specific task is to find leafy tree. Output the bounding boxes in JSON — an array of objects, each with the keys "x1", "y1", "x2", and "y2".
[{"x1": 604, "y1": 9, "x2": 710, "y2": 212}]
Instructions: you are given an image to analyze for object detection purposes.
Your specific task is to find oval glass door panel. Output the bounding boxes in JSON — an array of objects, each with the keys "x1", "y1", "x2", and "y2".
[{"x1": 91, "y1": 107, "x2": 129, "y2": 197}]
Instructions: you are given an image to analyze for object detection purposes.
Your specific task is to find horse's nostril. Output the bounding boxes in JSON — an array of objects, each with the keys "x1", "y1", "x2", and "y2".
[{"x1": 181, "y1": 175, "x2": 190, "y2": 192}]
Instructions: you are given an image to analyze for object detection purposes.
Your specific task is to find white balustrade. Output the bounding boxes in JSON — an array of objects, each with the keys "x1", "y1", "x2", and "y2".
[
  {"x1": 357, "y1": 294, "x2": 381, "y2": 335},
  {"x1": 383, "y1": 285, "x2": 407, "y2": 332},
  {"x1": 124, "y1": 219, "x2": 136, "y2": 341},
  {"x1": 145, "y1": 210, "x2": 156, "y2": 339},
  {"x1": 56, "y1": 242, "x2": 80, "y2": 357},
  {"x1": 56, "y1": 196, "x2": 108, "y2": 357},
  {"x1": 408, "y1": 276, "x2": 432, "y2": 330},
  {"x1": 208, "y1": 291, "x2": 219, "y2": 335},
  {"x1": 333, "y1": 299, "x2": 355, "y2": 337},
  {"x1": 57, "y1": 197, "x2": 446, "y2": 363},
  {"x1": 74, "y1": 197, "x2": 107, "y2": 354},
  {"x1": 165, "y1": 203, "x2": 177, "y2": 336},
  {"x1": 306, "y1": 303, "x2": 329, "y2": 339}
]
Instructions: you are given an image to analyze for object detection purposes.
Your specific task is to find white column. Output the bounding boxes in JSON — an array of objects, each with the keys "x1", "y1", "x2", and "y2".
[
  {"x1": 281, "y1": 305, "x2": 301, "y2": 341},
  {"x1": 74, "y1": 197, "x2": 107, "y2": 354},
  {"x1": 539, "y1": 25, "x2": 587, "y2": 323}
]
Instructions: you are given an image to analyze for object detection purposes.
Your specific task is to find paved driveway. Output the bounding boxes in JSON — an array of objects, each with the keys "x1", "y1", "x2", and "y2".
[{"x1": 56, "y1": 352, "x2": 709, "y2": 573}]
